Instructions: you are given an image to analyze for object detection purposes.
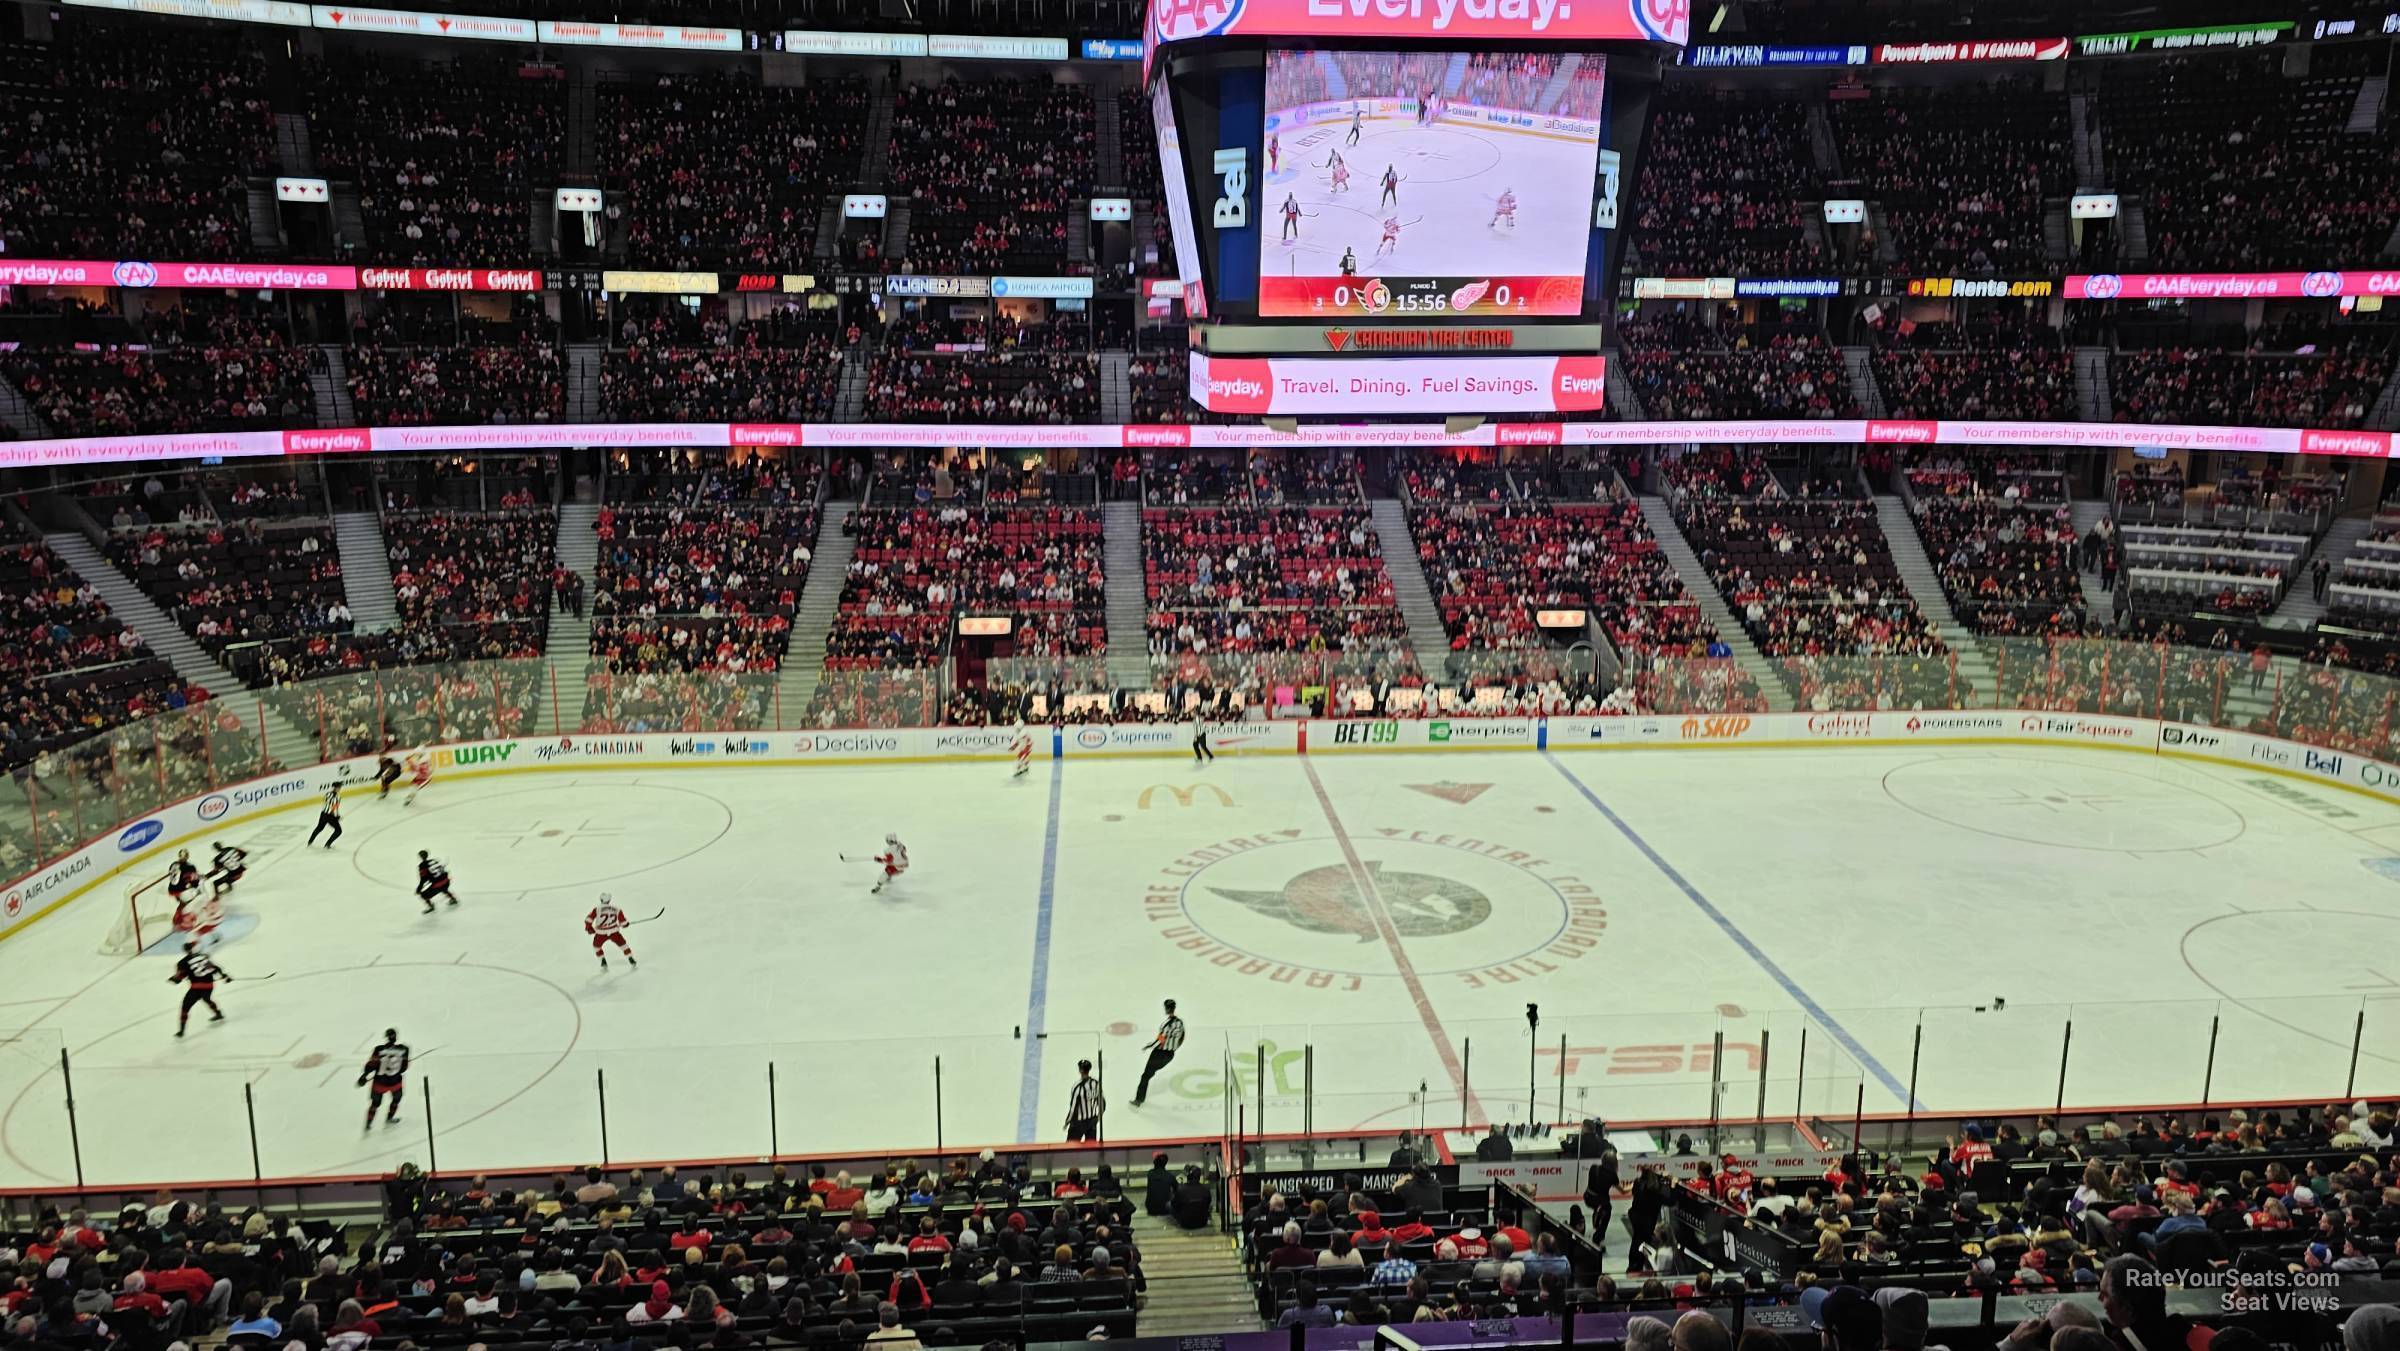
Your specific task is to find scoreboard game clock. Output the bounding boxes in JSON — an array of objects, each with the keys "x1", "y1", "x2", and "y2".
[{"x1": 1144, "y1": 0, "x2": 1687, "y2": 415}]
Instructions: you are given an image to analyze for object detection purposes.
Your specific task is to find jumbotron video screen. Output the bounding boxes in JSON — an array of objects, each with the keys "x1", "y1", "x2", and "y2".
[{"x1": 1258, "y1": 50, "x2": 1606, "y2": 318}]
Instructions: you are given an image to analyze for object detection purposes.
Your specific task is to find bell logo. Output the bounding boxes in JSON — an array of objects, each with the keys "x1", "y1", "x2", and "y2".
[{"x1": 1212, "y1": 147, "x2": 1248, "y2": 228}]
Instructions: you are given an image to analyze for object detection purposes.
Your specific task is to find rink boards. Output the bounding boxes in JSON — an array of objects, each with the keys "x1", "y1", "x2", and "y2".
[{"x1": 4, "y1": 709, "x2": 2394, "y2": 948}]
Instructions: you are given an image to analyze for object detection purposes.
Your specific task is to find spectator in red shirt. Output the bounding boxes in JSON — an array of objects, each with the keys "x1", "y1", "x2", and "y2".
[
  {"x1": 1390, "y1": 1210, "x2": 1435, "y2": 1245},
  {"x1": 144, "y1": 1252, "x2": 231, "y2": 1327},
  {"x1": 1351, "y1": 1210, "x2": 1392, "y2": 1248},
  {"x1": 1950, "y1": 1127, "x2": 1995, "y2": 1170},
  {"x1": 905, "y1": 1219, "x2": 952, "y2": 1255},
  {"x1": 110, "y1": 1273, "x2": 171, "y2": 1323}
]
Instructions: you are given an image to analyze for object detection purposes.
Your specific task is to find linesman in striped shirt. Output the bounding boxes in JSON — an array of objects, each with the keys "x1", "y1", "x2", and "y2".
[
  {"x1": 1131, "y1": 998, "x2": 1185, "y2": 1107},
  {"x1": 1065, "y1": 1059, "x2": 1105, "y2": 1141}
]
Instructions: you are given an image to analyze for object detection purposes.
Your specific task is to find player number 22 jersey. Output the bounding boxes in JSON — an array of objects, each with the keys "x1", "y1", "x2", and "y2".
[{"x1": 586, "y1": 905, "x2": 626, "y2": 934}]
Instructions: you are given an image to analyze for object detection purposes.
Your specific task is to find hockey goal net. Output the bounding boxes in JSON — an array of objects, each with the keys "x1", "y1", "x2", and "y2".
[{"x1": 100, "y1": 871, "x2": 188, "y2": 957}]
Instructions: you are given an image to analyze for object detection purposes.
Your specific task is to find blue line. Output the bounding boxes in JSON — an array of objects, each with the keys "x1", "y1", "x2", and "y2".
[
  {"x1": 1015, "y1": 752, "x2": 1066, "y2": 1141},
  {"x1": 1541, "y1": 751, "x2": 1921, "y2": 1112}
]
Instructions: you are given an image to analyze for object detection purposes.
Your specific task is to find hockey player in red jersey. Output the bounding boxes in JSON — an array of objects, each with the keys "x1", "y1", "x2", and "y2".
[
  {"x1": 404, "y1": 750, "x2": 432, "y2": 805},
  {"x1": 586, "y1": 893, "x2": 636, "y2": 969},
  {"x1": 1013, "y1": 723, "x2": 1033, "y2": 779},
  {"x1": 872, "y1": 835, "x2": 909, "y2": 895}
]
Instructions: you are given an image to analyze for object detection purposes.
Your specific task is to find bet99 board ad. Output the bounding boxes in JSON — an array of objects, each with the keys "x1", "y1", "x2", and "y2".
[{"x1": 1257, "y1": 50, "x2": 1604, "y2": 318}]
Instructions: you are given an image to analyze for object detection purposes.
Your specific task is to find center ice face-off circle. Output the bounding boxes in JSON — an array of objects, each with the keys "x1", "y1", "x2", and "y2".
[{"x1": 1176, "y1": 835, "x2": 1575, "y2": 978}]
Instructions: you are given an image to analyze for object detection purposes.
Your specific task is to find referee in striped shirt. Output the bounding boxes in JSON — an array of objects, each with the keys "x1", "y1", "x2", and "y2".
[
  {"x1": 1066, "y1": 1059, "x2": 1105, "y2": 1141},
  {"x1": 1131, "y1": 999, "x2": 1185, "y2": 1107}
]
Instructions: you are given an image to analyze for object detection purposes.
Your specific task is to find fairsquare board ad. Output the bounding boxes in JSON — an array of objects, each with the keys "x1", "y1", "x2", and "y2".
[{"x1": 1258, "y1": 50, "x2": 1603, "y2": 317}]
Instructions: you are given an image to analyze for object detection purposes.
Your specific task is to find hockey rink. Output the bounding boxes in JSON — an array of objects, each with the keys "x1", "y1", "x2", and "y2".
[
  {"x1": 4, "y1": 741, "x2": 2400, "y2": 1187},
  {"x1": 1262, "y1": 115, "x2": 1599, "y2": 287}
]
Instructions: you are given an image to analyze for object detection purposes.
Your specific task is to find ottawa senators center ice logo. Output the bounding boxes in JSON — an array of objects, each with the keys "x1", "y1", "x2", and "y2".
[{"x1": 1212, "y1": 861, "x2": 1491, "y2": 940}]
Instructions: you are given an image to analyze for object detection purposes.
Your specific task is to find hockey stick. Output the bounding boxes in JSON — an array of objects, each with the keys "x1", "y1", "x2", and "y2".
[{"x1": 624, "y1": 909, "x2": 667, "y2": 925}]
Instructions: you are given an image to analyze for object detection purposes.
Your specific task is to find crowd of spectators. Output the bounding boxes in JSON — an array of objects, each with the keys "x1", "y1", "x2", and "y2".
[
  {"x1": 1677, "y1": 495, "x2": 1946, "y2": 689},
  {"x1": 1620, "y1": 316, "x2": 1858, "y2": 420},
  {"x1": 1142, "y1": 507, "x2": 1412, "y2": 664},
  {"x1": 349, "y1": 309, "x2": 563, "y2": 427},
  {"x1": 600, "y1": 73, "x2": 869, "y2": 271},
  {"x1": 1825, "y1": 81, "x2": 2068, "y2": 276},
  {"x1": 2, "y1": 342, "x2": 312, "y2": 438},
  {"x1": 588, "y1": 499, "x2": 818, "y2": 676},
  {"x1": 887, "y1": 79, "x2": 1093, "y2": 275},
  {"x1": 308, "y1": 55, "x2": 560, "y2": 265},
  {"x1": 2100, "y1": 49, "x2": 2400, "y2": 270},
  {"x1": 1137, "y1": 450, "x2": 1362, "y2": 507},
  {"x1": 0, "y1": 1159, "x2": 1150, "y2": 1351},
  {"x1": 2110, "y1": 346, "x2": 2392, "y2": 430},
  {"x1": 1410, "y1": 500, "x2": 1735, "y2": 679},
  {"x1": 0, "y1": 22, "x2": 273, "y2": 261},
  {"x1": 863, "y1": 351, "x2": 1097, "y2": 424},
  {"x1": 1633, "y1": 91, "x2": 1819, "y2": 278},
  {"x1": 1871, "y1": 321, "x2": 2076, "y2": 422},
  {"x1": 0, "y1": 534, "x2": 188, "y2": 778},
  {"x1": 108, "y1": 519, "x2": 351, "y2": 660},
  {"x1": 1910, "y1": 491, "x2": 2085, "y2": 637},
  {"x1": 604, "y1": 314, "x2": 846, "y2": 425},
  {"x1": 384, "y1": 508, "x2": 557, "y2": 661},
  {"x1": 826, "y1": 507, "x2": 1106, "y2": 671}
]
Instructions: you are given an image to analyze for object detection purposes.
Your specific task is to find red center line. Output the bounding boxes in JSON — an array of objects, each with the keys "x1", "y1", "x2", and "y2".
[{"x1": 1299, "y1": 758, "x2": 1483, "y2": 1125}]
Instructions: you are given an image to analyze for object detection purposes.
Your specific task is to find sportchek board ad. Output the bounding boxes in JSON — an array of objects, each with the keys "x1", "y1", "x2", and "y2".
[{"x1": 1258, "y1": 51, "x2": 1603, "y2": 317}]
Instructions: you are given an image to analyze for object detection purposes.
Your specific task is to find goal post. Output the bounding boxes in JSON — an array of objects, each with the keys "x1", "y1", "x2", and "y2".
[{"x1": 100, "y1": 870, "x2": 185, "y2": 957}]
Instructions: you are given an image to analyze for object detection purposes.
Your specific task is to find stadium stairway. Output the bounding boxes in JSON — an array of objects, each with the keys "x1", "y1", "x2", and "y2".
[
  {"x1": 1841, "y1": 347, "x2": 1886, "y2": 417},
  {"x1": 2068, "y1": 90, "x2": 2105, "y2": 185},
  {"x1": 567, "y1": 344, "x2": 603, "y2": 423},
  {"x1": 2073, "y1": 348, "x2": 2112, "y2": 422},
  {"x1": 1876, "y1": 496, "x2": 1999, "y2": 705},
  {"x1": 1635, "y1": 495, "x2": 1788, "y2": 712},
  {"x1": 543, "y1": 503, "x2": 600, "y2": 681},
  {"x1": 2346, "y1": 74, "x2": 2387, "y2": 134},
  {"x1": 780, "y1": 500, "x2": 856, "y2": 721},
  {"x1": 273, "y1": 111, "x2": 314, "y2": 177},
  {"x1": 2121, "y1": 203, "x2": 2151, "y2": 262},
  {"x1": 330, "y1": 512, "x2": 399, "y2": 633},
  {"x1": 246, "y1": 182, "x2": 284, "y2": 252},
  {"x1": 1805, "y1": 105, "x2": 1842, "y2": 175},
  {"x1": 311, "y1": 345, "x2": 355, "y2": 428},
  {"x1": 2067, "y1": 500, "x2": 2117, "y2": 620},
  {"x1": 1101, "y1": 353, "x2": 1131, "y2": 423},
  {"x1": 1128, "y1": 1216, "x2": 1261, "y2": 1336},
  {"x1": 44, "y1": 531, "x2": 321, "y2": 767},
  {"x1": 2368, "y1": 361, "x2": 2400, "y2": 432},
  {"x1": 1533, "y1": 54, "x2": 1583, "y2": 113},
  {"x1": 0, "y1": 370, "x2": 49, "y2": 439},
  {"x1": 1368, "y1": 498, "x2": 1454, "y2": 665},
  {"x1": 1094, "y1": 87, "x2": 1122, "y2": 188},
  {"x1": 2268, "y1": 512, "x2": 2370, "y2": 629},
  {"x1": 1603, "y1": 351, "x2": 1643, "y2": 421},
  {"x1": 1101, "y1": 500, "x2": 1151, "y2": 689},
  {"x1": 330, "y1": 186, "x2": 369, "y2": 256}
]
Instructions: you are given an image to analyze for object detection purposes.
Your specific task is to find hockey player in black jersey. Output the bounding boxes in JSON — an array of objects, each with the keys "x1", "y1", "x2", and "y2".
[
  {"x1": 169, "y1": 943, "x2": 228, "y2": 1036},
  {"x1": 358, "y1": 1028, "x2": 411, "y2": 1126},
  {"x1": 415, "y1": 851, "x2": 458, "y2": 913}
]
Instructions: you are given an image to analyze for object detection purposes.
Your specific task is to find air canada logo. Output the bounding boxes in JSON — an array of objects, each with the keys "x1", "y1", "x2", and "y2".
[{"x1": 1211, "y1": 861, "x2": 1491, "y2": 942}]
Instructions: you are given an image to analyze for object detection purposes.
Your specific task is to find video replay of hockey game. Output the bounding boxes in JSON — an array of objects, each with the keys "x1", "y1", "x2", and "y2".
[{"x1": 1258, "y1": 50, "x2": 1605, "y2": 318}]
